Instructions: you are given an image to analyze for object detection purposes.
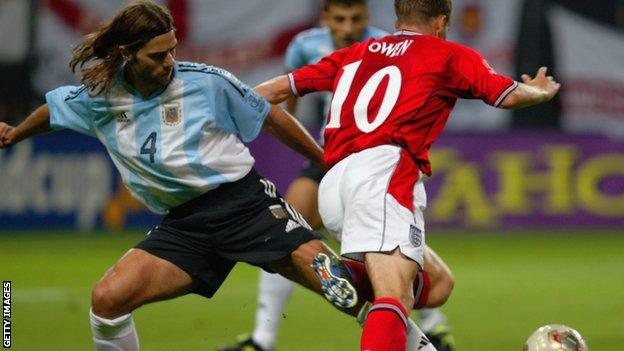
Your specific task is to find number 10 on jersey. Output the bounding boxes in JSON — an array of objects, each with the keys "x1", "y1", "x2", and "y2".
[{"x1": 327, "y1": 60, "x2": 402, "y2": 133}]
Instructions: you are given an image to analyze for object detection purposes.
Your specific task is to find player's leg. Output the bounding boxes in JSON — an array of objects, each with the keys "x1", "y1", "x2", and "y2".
[
  {"x1": 266, "y1": 238, "x2": 362, "y2": 316},
  {"x1": 90, "y1": 248, "x2": 194, "y2": 351},
  {"x1": 221, "y1": 168, "x2": 434, "y2": 349},
  {"x1": 264, "y1": 235, "x2": 439, "y2": 320},
  {"x1": 355, "y1": 300, "x2": 434, "y2": 351},
  {"x1": 361, "y1": 250, "x2": 421, "y2": 351},
  {"x1": 418, "y1": 246, "x2": 456, "y2": 350},
  {"x1": 317, "y1": 145, "x2": 437, "y2": 350},
  {"x1": 417, "y1": 308, "x2": 455, "y2": 351},
  {"x1": 340, "y1": 245, "x2": 448, "y2": 351},
  {"x1": 421, "y1": 246, "x2": 454, "y2": 307},
  {"x1": 93, "y1": 181, "x2": 250, "y2": 351},
  {"x1": 219, "y1": 170, "x2": 324, "y2": 351},
  {"x1": 217, "y1": 269, "x2": 293, "y2": 351},
  {"x1": 265, "y1": 235, "x2": 440, "y2": 351},
  {"x1": 243, "y1": 271, "x2": 294, "y2": 351},
  {"x1": 250, "y1": 177, "x2": 322, "y2": 349},
  {"x1": 340, "y1": 245, "x2": 452, "y2": 309},
  {"x1": 356, "y1": 244, "x2": 454, "y2": 350},
  {"x1": 284, "y1": 177, "x2": 323, "y2": 229}
]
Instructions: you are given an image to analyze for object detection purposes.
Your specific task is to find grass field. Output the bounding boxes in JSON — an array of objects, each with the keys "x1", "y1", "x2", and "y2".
[{"x1": 1, "y1": 229, "x2": 623, "y2": 350}]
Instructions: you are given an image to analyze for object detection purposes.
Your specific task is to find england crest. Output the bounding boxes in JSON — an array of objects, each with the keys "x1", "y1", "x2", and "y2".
[
  {"x1": 409, "y1": 225, "x2": 423, "y2": 247},
  {"x1": 161, "y1": 103, "x2": 182, "y2": 126}
]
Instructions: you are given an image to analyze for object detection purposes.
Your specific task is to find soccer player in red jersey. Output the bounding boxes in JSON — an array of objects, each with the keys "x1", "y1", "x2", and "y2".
[{"x1": 256, "y1": 1, "x2": 560, "y2": 350}]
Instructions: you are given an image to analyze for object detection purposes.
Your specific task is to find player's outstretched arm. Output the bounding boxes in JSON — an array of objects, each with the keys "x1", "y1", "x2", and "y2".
[
  {"x1": 0, "y1": 104, "x2": 53, "y2": 148},
  {"x1": 255, "y1": 75, "x2": 294, "y2": 105},
  {"x1": 500, "y1": 67, "x2": 561, "y2": 109},
  {"x1": 282, "y1": 70, "x2": 300, "y2": 115},
  {"x1": 262, "y1": 104, "x2": 324, "y2": 166}
]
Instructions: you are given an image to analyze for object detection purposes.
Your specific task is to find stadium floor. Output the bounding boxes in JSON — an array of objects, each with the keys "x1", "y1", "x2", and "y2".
[{"x1": 1, "y1": 229, "x2": 622, "y2": 350}]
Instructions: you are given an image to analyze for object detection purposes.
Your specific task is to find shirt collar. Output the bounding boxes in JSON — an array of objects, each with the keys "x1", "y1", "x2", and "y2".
[{"x1": 393, "y1": 30, "x2": 422, "y2": 36}]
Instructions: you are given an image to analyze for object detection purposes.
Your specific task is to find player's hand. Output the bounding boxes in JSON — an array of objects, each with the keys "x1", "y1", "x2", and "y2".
[
  {"x1": 521, "y1": 66, "x2": 561, "y2": 102},
  {"x1": 0, "y1": 122, "x2": 16, "y2": 148}
]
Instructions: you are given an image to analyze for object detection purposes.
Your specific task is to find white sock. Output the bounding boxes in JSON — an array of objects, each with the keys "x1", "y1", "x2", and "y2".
[
  {"x1": 417, "y1": 308, "x2": 447, "y2": 334},
  {"x1": 251, "y1": 271, "x2": 295, "y2": 350},
  {"x1": 407, "y1": 318, "x2": 438, "y2": 351},
  {"x1": 90, "y1": 309, "x2": 139, "y2": 351}
]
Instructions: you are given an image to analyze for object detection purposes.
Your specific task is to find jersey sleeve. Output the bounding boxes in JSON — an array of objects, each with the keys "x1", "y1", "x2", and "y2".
[
  {"x1": 288, "y1": 46, "x2": 351, "y2": 96},
  {"x1": 284, "y1": 37, "x2": 306, "y2": 72},
  {"x1": 447, "y1": 45, "x2": 518, "y2": 107},
  {"x1": 45, "y1": 85, "x2": 96, "y2": 137},
  {"x1": 210, "y1": 72, "x2": 271, "y2": 142}
]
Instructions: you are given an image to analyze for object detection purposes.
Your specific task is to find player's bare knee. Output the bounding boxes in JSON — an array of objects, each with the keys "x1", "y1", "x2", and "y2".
[
  {"x1": 375, "y1": 285, "x2": 415, "y2": 310},
  {"x1": 427, "y1": 271, "x2": 454, "y2": 307},
  {"x1": 401, "y1": 294, "x2": 416, "y2": 311},
  {"x1": 438, "y1": 265, "x2": 455, "y2": 301},
  {"x1": 307, "y1": 215, "x2": 323, "y2": 231},
  {"x1": 395, "y1": 292, "x2": 415, "y2": 311},
  {"x1": 91, "y1": 281, "x2": 132, "y2": 318},
  {"x1": 441, "y1": 270, "x2": 455, "y2": 302},
  {"x1": 291, "y1": 239, "x2": 325, "y2": 264},
  {"x1": 427, "y1": 287, "x2": 450, "y2": 307}
]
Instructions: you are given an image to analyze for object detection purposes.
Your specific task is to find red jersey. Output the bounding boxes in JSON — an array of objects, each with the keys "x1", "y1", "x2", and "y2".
[{"x1": 289, "y1": 31, "x2": 517, "y2": 175}]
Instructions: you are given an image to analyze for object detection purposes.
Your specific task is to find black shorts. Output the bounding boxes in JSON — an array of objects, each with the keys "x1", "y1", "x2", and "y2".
[
  {"x1": 298, "y1": 161, "x2": 326, "y2": 184},
  {"x1": 135, "y1": 169, "x2": 321, "y2": 298}
]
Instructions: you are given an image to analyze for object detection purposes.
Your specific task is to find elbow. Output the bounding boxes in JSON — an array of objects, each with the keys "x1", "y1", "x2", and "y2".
[
  {"x1": 255, "y1": 86, "x2": 279, "y2": 104},
  {"x1": 261, "y1": 107, "x2": 277, "y2": 133},
  {"x1": 425, "y1": 269, "x2": 455, "y2": 308},
  {"x1": 254, "y1": 75, "x2": 292, "y2": 104}
]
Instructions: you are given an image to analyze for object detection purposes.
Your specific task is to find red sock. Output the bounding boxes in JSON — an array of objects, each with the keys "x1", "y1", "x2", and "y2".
[
  {"x1": 361, "y1": 298, "x2": 408, "y2": 351},
  {"x1": 343, "y1": 261, "x2": 430, "y2": 309},
  {"x1": 414, "y1": 271, "x2": 431, "y2": 309}
]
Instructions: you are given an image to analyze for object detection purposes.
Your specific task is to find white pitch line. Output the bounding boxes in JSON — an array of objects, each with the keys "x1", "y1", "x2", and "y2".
[{"x1": 13, "y1": 287, "x2": 80, "y2": 302}]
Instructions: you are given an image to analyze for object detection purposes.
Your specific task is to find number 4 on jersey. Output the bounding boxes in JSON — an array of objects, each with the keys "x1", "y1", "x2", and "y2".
[
  {"x1": 141, "y1": 132, "x2": 157, "y2": 163},
  {"x1": 327, "y1": 60, "x2": 402, "y2": 133}
]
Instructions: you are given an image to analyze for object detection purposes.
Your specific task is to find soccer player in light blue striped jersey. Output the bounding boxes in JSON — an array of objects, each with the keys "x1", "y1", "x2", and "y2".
[
  {"x1": 0, "y1": 2, "x2": 372, "y2": 350},
  {"x1": 46, "y1": 62, "x2": 272, "y2": 214}
]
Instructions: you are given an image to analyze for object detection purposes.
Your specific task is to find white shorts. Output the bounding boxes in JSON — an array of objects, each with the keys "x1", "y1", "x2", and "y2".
[{"x1": 318, "y1": 145, "x2": 427, "y2": 267}]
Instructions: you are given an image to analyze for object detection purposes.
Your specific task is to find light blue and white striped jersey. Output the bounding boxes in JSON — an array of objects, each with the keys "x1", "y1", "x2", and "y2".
[
  {"x1": 285, "y1": 26, "x2": 388, "y2": 71},
  {"x1": 45, "y1": 62, "x2": 270, "y2": 214}
]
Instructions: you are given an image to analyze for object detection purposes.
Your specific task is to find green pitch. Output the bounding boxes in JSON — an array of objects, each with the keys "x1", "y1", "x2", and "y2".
[{"x1": 1, "y1": 229, "x2": 622, "y2": 350}]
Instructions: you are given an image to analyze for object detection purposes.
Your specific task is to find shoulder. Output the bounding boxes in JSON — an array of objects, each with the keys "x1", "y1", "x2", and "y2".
[
  {"x1": 176, "y1": 61, "x2": 233, "y2": 80},
  {"x1": 47, "y1": 84, "x2": 97, "y2": 106},
  {"x1": 176, "y1": 61, "x2": 249, "y2": 94},
  {"x1": 400, "y1": 36, "x2": 478, "y2": 64},
  {"x1": 441, "y1": 39, "x2": 482, "y2": 58},
  {"x1": 52, "y1": 85, "x2": 89, "y2": 101},
  {"x1": 290, "y1": 27, "x2": 331, "y2": 46}
]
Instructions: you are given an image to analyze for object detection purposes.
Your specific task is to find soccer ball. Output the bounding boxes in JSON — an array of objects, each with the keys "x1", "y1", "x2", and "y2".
[{"x1": 524, "y1": 324, "x2": 588, "y2": 351}]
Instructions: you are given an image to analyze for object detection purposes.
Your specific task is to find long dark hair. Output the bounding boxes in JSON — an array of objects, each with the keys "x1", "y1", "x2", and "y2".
[{"x1": 69, "y1": 0, "x2": 173, "y2": 95}]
